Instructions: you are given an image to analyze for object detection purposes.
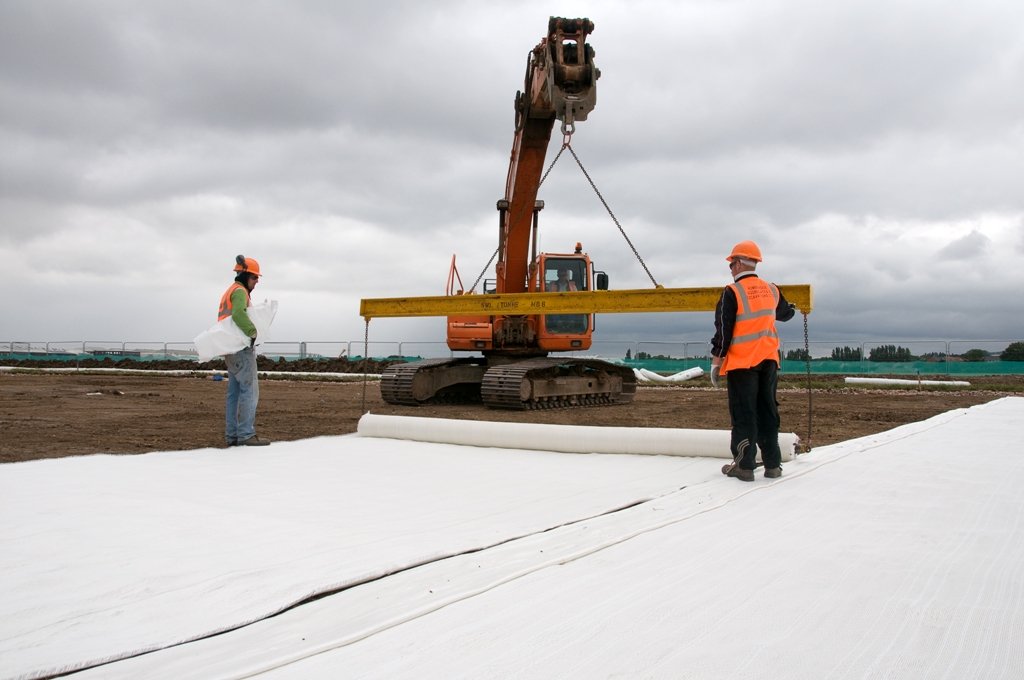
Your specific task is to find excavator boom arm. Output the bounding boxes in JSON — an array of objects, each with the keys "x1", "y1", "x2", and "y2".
[{"x1": 498, "y1": 17, "x2": 599, "y2": 293}]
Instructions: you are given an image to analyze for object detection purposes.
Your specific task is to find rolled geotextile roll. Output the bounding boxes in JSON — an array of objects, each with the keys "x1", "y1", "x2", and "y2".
[
  {"x1": 844, "y1": 377, "x2": 970, "y2": 387},
  {"x1": 357, "y1": 414, "x2": 797, "y2": 462}
]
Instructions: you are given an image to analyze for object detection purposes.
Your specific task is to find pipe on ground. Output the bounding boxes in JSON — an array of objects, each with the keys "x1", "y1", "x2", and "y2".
[
  {"x1": 845, "y1": 377, "x2": 970, "y2": 387},
  {"x1": 634, "y1": 367, "x2": 704, "y2": 383}
]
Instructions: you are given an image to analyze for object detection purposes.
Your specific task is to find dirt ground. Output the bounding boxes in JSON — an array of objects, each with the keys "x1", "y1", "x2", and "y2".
[{"x1": 2, "y1": 369, "x2": 1020, "y2": 464}]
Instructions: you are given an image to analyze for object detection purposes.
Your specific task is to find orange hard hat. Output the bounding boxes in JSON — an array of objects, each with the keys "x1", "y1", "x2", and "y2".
[
  {"x1": 233, "y1": 255, "x2": 261, "y2": 276},
  {"x1": 726, "y1": 240, "x2": 762, "y2": 263}
]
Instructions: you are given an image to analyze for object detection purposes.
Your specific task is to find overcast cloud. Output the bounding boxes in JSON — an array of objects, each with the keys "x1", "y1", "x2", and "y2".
[{"x1": 2, "y1": 0, "x2": 1022, "y2": 353}]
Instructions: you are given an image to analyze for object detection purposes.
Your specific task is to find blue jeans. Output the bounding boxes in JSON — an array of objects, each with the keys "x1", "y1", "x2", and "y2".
[{"x1": 225, "y1": 347, "x2": 259, "y2": 443}]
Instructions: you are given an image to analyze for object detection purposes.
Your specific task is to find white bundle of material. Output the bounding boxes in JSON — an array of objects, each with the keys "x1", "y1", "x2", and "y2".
[
  {"x1": 357, "y1": 414, "x2": 798, "y2": 462},
  {"x1": 193, "y1": 300, "x2": 278, "y2": 361},
  {"x1": 633, "y1": 367, "x2": 705, "y2": 383},
  {"x1": 844, "y1": 377, "x2": 970, "y2": 387}
]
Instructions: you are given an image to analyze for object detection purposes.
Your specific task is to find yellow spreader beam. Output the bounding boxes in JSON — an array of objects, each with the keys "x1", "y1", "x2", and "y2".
[{"x1": 361, "y1": 285, "x2": 813, "y2": 319}]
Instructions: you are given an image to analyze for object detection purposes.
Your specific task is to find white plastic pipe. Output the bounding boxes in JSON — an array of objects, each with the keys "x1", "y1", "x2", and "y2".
[
  {"x1": 844, "y1": 377, "x2": 970, "y2": 387},
  {"x1": 357, "y1": 414, "x2": 797, "y2": 462},
  {"x1": 633, "y1": 367, "x2": 705, "y2": 383}
]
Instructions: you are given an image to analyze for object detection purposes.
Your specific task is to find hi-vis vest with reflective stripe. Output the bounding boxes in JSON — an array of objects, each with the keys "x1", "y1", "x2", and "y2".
[
  {"x1": 218, "y1": 282, "x2": 249, "y2": 321},
  {"x1": 720, "y1": 276, "x2": 780, "y2": 374}
]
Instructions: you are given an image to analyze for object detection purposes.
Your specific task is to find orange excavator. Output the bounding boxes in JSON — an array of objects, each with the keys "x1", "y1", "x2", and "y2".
[{"x1": 380, "y1": 17, "x2": 637, "y2": 409}]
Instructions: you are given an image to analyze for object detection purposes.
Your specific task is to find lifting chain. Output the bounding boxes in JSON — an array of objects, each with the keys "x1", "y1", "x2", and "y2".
[
  {"x1": 360, "y1": 318, "x2": 370, "y2": 417},
  {"x1": 539, "y1": 137, "x2": 571, "y2": 187},
  {"x1": 471, "y1": 131, "x2": 660, "y2": 293},
  {"x1": 468, "y1": 132, "x2": 573, "y2": 293},
  {"x1": 801, "y1": 311, "x2": 813, "y2": 453},
  {"x1": 563, "y1": 140, "x2": 660, "y2": 288},
  {"x1": 470, "y1": 249, "x2": 499, "y2": 295}
]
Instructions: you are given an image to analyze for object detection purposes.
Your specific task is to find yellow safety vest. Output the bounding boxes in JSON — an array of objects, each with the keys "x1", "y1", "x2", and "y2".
[
  {"x1": 720, "y1": 277, "x2": 780, "y2": 374},
  {"x1": 218, "y1": 282, "x2": 249, "y2": 321}
]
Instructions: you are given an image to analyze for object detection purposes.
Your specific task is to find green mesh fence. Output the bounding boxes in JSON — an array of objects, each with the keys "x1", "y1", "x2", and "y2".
[
  {"x1": 0, "y1": 352, "x2": 175, "y2": 363},
  {"x1": 4, "y1": 352, "x2": 1023, "y2": 376},
  {"x1": 780, "y1": 360, "x2": 1024, "y2": 375}
]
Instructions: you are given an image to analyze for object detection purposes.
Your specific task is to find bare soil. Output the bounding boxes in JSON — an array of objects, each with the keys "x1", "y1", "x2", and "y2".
[{"x1": 2, "y1": 368, "x2": 1020, "y2": 464}]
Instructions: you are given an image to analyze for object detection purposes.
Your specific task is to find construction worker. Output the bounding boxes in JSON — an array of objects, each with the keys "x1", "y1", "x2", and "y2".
[
  {"x1": 547, "y1": 268, "x2": 579, "y2": 292},
  {"x1": 218, "y1": 255, "x2": 270, "y2": 447},
  {"x1": 711, "y1": 241, "x2": 795, "y2": 481},
  {"x1": 546, "y1": 267, "x2": 585, "y2": 333}
]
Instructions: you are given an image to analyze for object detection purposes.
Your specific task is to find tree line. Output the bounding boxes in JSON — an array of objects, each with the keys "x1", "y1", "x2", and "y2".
[{"x1": 784, "y1": 341, "x2": 1024, "y2": 362}]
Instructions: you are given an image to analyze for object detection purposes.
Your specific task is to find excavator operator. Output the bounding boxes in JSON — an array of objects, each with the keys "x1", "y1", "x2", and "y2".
[
  {"x1": 545, "y1": 265, "x2": 586, "y2": 333},
  {"x1": 547, "y1": 268, "x2": 579, "y2": 292}
]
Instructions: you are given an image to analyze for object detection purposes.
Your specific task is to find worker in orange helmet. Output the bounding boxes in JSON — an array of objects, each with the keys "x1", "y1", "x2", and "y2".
[
  {"x1": 217, "y1": 255, "x2": 270, "y2": 447},
  {"x1": 711, "y1": 240, "x2": 795, "y2": 481}
]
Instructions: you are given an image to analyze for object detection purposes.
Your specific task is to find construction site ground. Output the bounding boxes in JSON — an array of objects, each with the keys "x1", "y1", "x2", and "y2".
[{"x1": 3, "y1": 368, "x2": 1022, "y2": 464}]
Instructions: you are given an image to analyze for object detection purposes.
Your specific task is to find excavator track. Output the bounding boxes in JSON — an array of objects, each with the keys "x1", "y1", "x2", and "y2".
[
  {"x1": 380, "y1": 356, "x2": 636, "y2": 410},
  {"x1": 481, "y1": 357, "x2": 636, "y2": 410},
  {"x1": 380, "y1": 357, "x2": 487, "y2": 405}
]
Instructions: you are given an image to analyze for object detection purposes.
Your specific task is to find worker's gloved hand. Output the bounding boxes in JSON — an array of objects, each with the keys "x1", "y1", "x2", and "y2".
[{"x1": 710, "y1": 364, "x2": 720, "y2": 388}]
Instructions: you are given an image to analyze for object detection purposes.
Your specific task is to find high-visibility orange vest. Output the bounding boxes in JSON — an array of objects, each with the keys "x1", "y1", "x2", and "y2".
[
  {"x1": 720, "y1": 276, "x2": 780, "y2": 374},
  {"x1": 218, "y1": 282, "x2": 249, "y2": 321}
]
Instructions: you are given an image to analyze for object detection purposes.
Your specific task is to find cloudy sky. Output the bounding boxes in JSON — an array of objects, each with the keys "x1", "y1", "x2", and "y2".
[{"x1": 2, "y1": 0, "x2": 1022, "y2": 354}]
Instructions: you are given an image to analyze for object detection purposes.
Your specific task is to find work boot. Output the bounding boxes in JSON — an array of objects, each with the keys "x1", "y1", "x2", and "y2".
[
  {"x1": 238, "y1": 436, "x2": 270, "y2": 447},
  {"x1": 727, "y1": 465, "x2": 755, "y2": 482},
  {"x1": 764, "y1": 467, "x2": 782, "y2": 479}
]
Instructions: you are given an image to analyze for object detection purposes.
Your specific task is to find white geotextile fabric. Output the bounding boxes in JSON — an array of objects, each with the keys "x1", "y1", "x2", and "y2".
[
  {"x1": 845, "y1": 376, "x2": 971, "y2": 387},
  {"x1": 193, "y1": 299, "x2": 278, "y2": 361},
  {"x1": 68, "y1": 397, "x2": 1023, "y2": 680},
  {"x1": 0, "y1": 435, "x2": 719, "y2": 680},
  {"x1": 357, "y1": 413, "x2": 797, "y2": 462},
  {"x1": 633, "y1": 366, "x2": 705, "y2": 383},
  {"x1": 62, "y1": 397, "x2": 1024, "y2": 680}
]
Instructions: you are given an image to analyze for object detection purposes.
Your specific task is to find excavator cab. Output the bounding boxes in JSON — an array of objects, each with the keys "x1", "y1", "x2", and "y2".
[
  {"x1": 540, "y1": 255, "x2": 589, "y2": 337},
  {"x1": 543, "y1": 258, "x2": 586, "y2": 292},
  {"x1": 446, "y1": 249, "x2": 597, "y2": 353}
]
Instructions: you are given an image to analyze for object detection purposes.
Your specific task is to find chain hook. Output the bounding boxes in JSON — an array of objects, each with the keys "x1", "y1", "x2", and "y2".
[
  {"x1": 560, "y1": 99, "x2": 576, "y2": 143},
  {"x1": 560, "y1": 120, "x2": 575, "y2": 143}
]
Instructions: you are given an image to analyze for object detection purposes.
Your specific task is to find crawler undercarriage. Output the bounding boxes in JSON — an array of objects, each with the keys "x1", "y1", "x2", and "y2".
[{"x1": 380, "y1": 356, "x2": 637, "y2": 410}]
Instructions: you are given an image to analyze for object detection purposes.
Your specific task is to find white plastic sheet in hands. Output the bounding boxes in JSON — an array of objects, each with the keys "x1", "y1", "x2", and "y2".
[
  {"x1": 356, "y1": 413, "x2": 797, "y2": 462},
  {"x1": 193, "y1": 299, "x2": 278, "y2": 361}
]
